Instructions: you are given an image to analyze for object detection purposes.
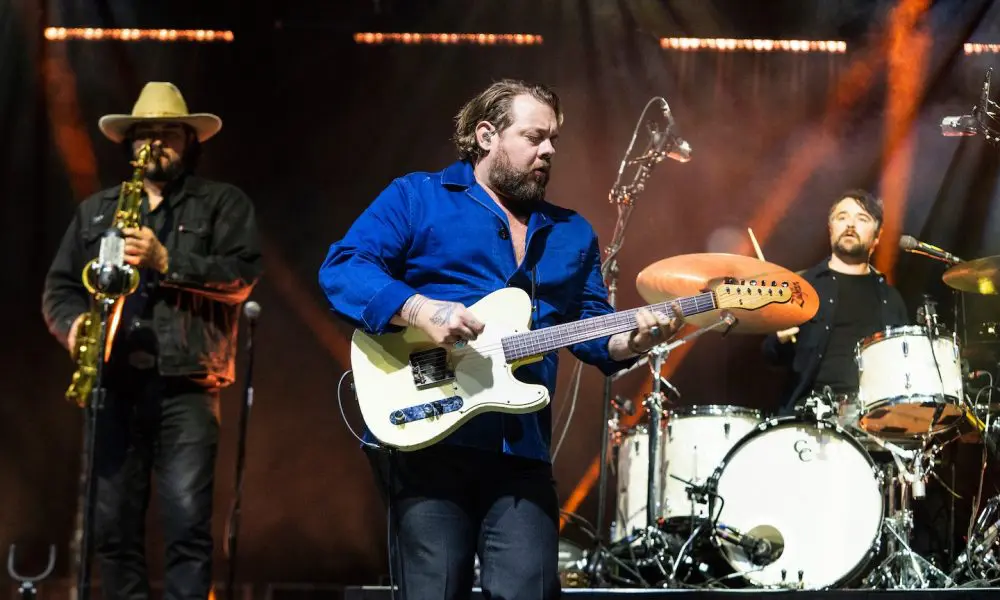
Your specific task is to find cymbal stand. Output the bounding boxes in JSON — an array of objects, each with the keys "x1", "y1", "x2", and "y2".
[
  {"x1": 635, "y1": 314, "x2": 737, "y2": 587},
  {"x1": 861, "y1": 437, "x2": 954, "y2": 589}
]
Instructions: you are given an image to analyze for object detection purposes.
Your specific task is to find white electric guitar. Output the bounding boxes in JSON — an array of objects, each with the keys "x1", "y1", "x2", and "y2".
[{"x1": 350, "y1": 278, "x2": 796, "y2": 451}]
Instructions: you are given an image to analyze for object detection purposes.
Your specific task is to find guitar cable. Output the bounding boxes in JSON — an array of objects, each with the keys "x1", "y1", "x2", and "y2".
[{"x1": 336, "y1": 370, "x2": 399, "y2": 597}]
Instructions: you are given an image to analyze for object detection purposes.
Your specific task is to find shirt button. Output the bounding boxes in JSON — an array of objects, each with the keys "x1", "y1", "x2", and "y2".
[
  {"x1": 825, "y1": 325, "x2": 830, "y2": 331},
  {"x1": 498, "y1": 228, "x2": 509, "y2": 240},
  {"x1": 828, "y1": 298, "x2": 834, "y2": 304}
]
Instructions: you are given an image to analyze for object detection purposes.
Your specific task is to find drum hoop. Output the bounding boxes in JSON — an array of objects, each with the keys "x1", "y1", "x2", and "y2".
[
  {"x1": 707, "y1": 416, "x2": 880, "y2": 492},
  {"x1": 706, "y1": 415, "x2": 884, "y2": 588},
  {"x1": 667, "y1": 404, "x2": 762, "y2": 421},
  {"x1": 857, "y1": 324, "x2": 955, "y2": 352}
]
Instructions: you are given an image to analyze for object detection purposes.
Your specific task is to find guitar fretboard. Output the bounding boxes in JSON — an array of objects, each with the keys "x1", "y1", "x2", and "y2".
[{"x1": 501, "y1": 292, "x2": 717, "y2": 362}]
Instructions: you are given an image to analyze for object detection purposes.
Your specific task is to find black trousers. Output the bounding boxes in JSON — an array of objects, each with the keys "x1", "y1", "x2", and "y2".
[
  {"x1": 93, "y1": 369, "x2": 220, "y2": 600},
  {"x1": 367, "y1": 445, "x2": 561, "y2": 600}
]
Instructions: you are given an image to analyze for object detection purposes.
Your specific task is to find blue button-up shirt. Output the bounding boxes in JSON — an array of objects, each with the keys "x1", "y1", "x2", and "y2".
[{"x1": 319, "y1": 160, "x2": 634, "y2": 462}]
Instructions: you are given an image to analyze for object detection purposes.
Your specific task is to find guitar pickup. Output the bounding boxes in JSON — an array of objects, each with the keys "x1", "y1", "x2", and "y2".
[
  {"x1": 389, "y1": 396, "x2": 464, "y2": 425},
  {"x1": 409, "y1": 347, "x2": 455, "y2": 388}
]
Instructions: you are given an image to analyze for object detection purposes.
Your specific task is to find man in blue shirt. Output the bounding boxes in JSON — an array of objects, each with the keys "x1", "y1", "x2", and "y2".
[{"x1": 319, "y1": 79, "x2": 681, "y2": 599}]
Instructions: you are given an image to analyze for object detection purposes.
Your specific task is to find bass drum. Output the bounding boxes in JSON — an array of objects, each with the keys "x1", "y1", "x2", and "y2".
[{"x1": 708, "y1": 417, "x2": 884, "y2": 590}]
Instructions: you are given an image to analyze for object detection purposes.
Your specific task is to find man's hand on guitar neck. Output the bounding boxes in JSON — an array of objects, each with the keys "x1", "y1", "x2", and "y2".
[
  {"x1": 393, "y1": 294, "x2": 486, "y2": 347},
  {"x1": 609, "y1": 304, "x2": 684, "y2": 361}
]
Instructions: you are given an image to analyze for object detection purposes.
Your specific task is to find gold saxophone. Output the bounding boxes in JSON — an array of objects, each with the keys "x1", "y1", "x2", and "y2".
[{"x1": 65, "y1": 142, "x2": 159, "y2": 407}]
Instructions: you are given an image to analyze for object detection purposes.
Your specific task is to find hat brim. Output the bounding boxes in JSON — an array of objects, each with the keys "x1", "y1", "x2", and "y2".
[{"x1": 98, "y1": 113, "x2": 223, "y2": 143}]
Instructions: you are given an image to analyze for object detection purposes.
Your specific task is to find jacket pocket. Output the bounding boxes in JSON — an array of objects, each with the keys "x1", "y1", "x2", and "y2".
[{"x1": 176, "y1": 220, "x2": 212, "y2": 254}]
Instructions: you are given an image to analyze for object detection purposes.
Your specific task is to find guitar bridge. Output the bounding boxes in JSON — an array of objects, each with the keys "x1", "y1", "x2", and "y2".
[{"x1": 409, "y1": 347, "x2": 455, "y2": 388}]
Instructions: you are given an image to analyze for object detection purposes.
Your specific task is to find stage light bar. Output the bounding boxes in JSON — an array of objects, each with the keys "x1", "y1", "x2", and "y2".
[
  {"x1": 966, "y1": 43, "x2": 1000, "y2": 54},
  {"x1": 353, "y1": 32, "x2": 543, "y2": 45},
  {"x1": 660, "y1": 37, "x2": 847, "y2": 53},
  {"x1": 44, "y1": 28, "x2": 234, "y2": 42}
]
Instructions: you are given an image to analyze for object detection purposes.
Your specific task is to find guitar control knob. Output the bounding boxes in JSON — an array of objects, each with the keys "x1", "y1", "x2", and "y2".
[{"x1": 390, "y1": 410, "x2": 406, "y2": 425}]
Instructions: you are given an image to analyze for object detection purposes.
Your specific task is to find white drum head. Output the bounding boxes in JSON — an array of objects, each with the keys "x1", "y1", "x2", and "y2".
[{"x1": 711, "y1": 419, "x2": 883, "y2": 589}]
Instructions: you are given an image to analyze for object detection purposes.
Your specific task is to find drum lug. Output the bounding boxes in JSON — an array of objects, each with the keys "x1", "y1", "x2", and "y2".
[
  {"x1": 905, "y1": 373, "x2": 911, "y2": 390},
  {"x1": 724, "y1": 421, "x2": 731, "y2": 437},
  {"x1": 902, "y1": 340, "x2": 909, "y2": 357}
]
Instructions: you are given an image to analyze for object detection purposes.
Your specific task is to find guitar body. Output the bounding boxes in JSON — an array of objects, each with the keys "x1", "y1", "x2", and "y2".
[{"x1": 350, "y1": 287, "x2": 549, "y2": 451}]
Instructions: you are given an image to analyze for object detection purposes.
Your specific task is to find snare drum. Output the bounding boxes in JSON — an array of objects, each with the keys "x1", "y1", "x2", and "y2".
[
  {"x1": 709, "y1": 417, "x2": 884, "y2": 589},
  {"x1": 856, "y1": 325, "x2": 964, "y2": 437},
  {"x1": 662, "y1": 405, "x2": 761, "y2": 522}
]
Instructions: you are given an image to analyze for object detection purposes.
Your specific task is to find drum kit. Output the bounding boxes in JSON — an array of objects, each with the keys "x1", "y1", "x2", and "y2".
[{"x1": 572, "y1": 250, "x2": 1000, "y2": 591}]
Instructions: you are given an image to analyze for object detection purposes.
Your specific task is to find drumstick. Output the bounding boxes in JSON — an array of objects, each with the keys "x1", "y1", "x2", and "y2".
[
  {"x1": 747, "y1": 227, "x2": 766, "y2": 261},
  {"x1": 748, "y1": 227, "x2": 797, "y2": 344}
]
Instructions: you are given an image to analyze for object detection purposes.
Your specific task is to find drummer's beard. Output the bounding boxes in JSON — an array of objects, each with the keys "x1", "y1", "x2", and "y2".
[{"x1": 833, "y1": 229, "x2": 872, "y2": 261}]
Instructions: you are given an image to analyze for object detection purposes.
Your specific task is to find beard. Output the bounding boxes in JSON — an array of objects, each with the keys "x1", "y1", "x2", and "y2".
[
  {"x1": 833, "y1": 231, "x2": 871, "y2": 259},
  {"x1": 488, "y1": 147, "x2": 549, "y2": 208},
  {"x1": 144, "y1": 155, "x2": 185, "y2": 183}
]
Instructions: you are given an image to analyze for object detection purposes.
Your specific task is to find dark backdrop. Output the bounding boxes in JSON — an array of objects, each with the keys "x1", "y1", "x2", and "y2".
[{"x1": 4, "y1": 0, "x2": 1000, "y2": 593}]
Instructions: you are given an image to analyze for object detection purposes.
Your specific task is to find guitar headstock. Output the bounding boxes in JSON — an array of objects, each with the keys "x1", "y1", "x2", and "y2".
[{"x1": 712, "y1": 276, "x2": 797, "y2": 311}]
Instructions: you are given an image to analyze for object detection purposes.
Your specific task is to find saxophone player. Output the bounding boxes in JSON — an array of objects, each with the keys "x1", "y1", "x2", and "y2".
[{"x1": 41, "y1": 82, "x2": 262, "y2": 600}]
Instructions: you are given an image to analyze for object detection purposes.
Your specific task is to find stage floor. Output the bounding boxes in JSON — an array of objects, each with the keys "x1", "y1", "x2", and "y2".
[{"x1": 342, "y1": 587, "x2": 1000, "y2": 599}]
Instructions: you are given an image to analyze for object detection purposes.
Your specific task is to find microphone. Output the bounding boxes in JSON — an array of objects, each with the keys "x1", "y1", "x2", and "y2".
[
  {"x1": 716, "y1": 524, "x2": 783, "y2": 566},
  {"x1": 940, "y1": 114, "x2": 978, "y2": 137},
  {"x1": 941, "y1": 67, "x2": 994, "y2": 138},
  {"x1": 650, "y1": 128, "x2": 692, "y2": 163},
  {"x1": 899, "y1": 235, "x2": 963, "y2": 265},
  {"x1": 243, "y1": 301, "x2": 261, "y2": 322}
]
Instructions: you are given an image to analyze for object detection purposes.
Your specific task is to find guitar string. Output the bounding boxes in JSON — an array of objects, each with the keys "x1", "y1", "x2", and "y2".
[{"x1": 404, "y1": 288, "x2": 780, "y2": 367}]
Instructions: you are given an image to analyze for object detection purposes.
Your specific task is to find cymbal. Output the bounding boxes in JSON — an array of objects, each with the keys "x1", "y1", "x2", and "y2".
[
  {"x1": 636, "y1": 253, "x2": 820, "y2": 334},
  {"x1": 943, "y1": 256, "x2": 1000, "y2": 295}
]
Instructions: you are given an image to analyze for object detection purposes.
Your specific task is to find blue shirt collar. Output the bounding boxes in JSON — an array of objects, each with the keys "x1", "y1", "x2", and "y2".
[{"x1": 441, "y1": 160, "x2": 554, "y2": 230}]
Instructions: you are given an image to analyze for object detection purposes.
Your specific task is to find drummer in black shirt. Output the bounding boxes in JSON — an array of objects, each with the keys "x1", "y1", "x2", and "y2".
[{"x1": 763, "y1": 190, "x2": 909, "y2": 414}]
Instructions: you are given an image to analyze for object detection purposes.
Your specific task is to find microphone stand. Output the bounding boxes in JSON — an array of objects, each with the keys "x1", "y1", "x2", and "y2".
[
  {"x1": 76, "y1": 299, "x2": 113, "y2": 600},
  {"x1": 589, "y1": 97, "x2": 686, "y2": 585},
  {"x1": 225, "y1": 315, "x2": 257, "y2": 600}
]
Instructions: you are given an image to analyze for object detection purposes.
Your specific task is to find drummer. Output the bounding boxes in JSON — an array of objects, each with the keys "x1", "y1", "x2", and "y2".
[{"x1": 763, "y1": 190, "x2": 908, "y2": 414}]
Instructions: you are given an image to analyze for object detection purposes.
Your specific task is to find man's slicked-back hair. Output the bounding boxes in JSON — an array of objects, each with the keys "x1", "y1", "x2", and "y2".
[{"x1": 452, "y1": 79, "x2": 563, "y2": 163}]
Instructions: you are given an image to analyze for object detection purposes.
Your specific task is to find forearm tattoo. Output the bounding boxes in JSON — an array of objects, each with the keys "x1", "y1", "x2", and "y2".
[{"x1": 401, "y1": 296, "x2": 429, "y2": 327}]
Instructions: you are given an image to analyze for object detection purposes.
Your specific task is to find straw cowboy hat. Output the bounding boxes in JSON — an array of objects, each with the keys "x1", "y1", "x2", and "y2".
[{"x1": 98, "y1": 81, "x2": 222, "y2": 143}]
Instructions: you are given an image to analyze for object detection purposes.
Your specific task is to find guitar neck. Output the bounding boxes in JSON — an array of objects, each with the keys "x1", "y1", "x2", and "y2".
[{"x1": 501, "y1": 292, "x2": 718, "y2": 362}]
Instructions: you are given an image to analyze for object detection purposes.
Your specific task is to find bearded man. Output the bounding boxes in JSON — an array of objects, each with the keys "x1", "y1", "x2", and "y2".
[
  {"x1": 42, "y1": 81, "x2": 261, "y2": 600},
  {"x1": 763, "y1": 190, "x2": 909, "y2": 414},
  {"x1": 318, "y1": 79, "x2": 683, "y2": 599}
]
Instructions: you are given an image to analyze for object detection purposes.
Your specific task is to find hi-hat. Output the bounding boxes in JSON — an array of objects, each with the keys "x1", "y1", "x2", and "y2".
[
  {"x1": 943, "y1": 256, "x2": 1000, "y2": 295},
  {"x1": 636, "y1": 253, "x2": 820, "y2": 334}
]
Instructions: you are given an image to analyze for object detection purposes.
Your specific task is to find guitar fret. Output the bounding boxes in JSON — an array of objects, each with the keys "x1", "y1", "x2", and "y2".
[{"x1": 502, "y1": 292, "x2": 724, "y2": 363}]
